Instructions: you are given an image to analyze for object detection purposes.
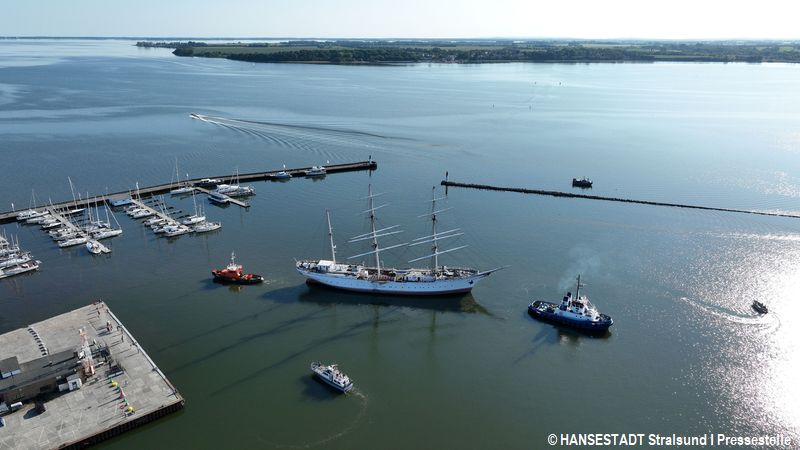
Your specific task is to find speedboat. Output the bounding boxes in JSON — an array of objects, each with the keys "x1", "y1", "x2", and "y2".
[
  {"x1": 270, "y1": 171, "x2": 292, "y2": 180},
  {"x1": 212, "y1": 252, "x2": 263, "y2": 284},
  {"x1": 528, "y1": 275, "x2": 613, "y2": 333},
  {"x1": 305, "y1": 166, "x2": 327, "y2": 177},
  {"x1": 310, "y1": 362, "x2": 353, "y2": 393},
  {"x1": 752, "y1": 301, "x2": 768, "y2": 314},
  {"x1": 86, "y1": 240, "x2": 103, "y2": 255}
]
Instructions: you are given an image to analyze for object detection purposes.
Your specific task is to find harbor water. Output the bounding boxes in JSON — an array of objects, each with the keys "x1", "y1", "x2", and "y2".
[{"x1": 1, "y1": 39, "x2": 799, "y2": 448}]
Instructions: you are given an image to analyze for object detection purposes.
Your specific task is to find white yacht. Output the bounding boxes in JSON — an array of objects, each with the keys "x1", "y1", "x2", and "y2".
[
  {"x1": 193, "y1": 221, "x2": 221, "y2": 233},
  {"x1": 26, "y1": 213, "x2": 51, "y2": 224},
  {"x1": 129, "y1": 208, "x2": 154, "y2": 219},
  {"x1": 91, "y1": 228, "x2": 123, "y2": 240},
  {"x1": 180, "y1": 192, "x2": 206, "y2": 225},
  {"x1": 296, "y1": 186, "x2": 503, "y2": 296},
  {"x1": 310, "y1": 362, "x2": 353, "y2": 393},
  {"x1": 0, "y1": 252, "x2": 33, "y2": 270},
  {"x1": 162, "y1": 224, "x2": 191, "y2": 237},
  {"x1": 58, "y1": 237, "x2": 88, "y2": 248},
  {"x1": 0, "y1": 260, "x2": 41, "y2": 279},
  {"x1": 304, "y1": 166, "x2": 326, "y2": 177},
  {"x1": 214, "y1": 168, "x2": 255, "y2": 197}
]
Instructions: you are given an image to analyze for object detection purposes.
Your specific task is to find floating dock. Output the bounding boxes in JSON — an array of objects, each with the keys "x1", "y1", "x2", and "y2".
[
  {"x1": 0, "y1": 303, "x2": 184, "y2": 449},
  {"x1": 192, "y1": 187, "x2": 249, "y2": 208},
  {"x1": 441, "y1": 180, "x2": 800, "y2": 219},
  {"x1": 0, "y1": 160, "x2": 378, "y2": 224}
]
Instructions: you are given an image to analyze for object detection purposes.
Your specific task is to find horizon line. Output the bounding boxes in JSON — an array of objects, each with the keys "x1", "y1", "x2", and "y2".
[{"x1": 3, "y1": 36, "x2": 800, "y2": 42}]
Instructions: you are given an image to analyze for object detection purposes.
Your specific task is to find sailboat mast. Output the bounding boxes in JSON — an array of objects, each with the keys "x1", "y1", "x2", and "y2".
[
  {"x1": 430, "y1": 187, "x2": 438, "y2": 271},
  {"x1": 326, "y1": 209, "x2": 337, "y2": 263},
  {"x1": 369, "y1": 184, "x2": 381, "y2": 276}
]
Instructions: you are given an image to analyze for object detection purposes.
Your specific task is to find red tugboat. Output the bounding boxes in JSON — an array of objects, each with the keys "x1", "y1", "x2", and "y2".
[{"x1": 212, "y1": 252, "x2": 264, "y2": 285}]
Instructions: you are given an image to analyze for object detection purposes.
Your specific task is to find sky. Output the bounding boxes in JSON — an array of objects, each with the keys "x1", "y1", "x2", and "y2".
[{"x1": 2, "y1": 0, "x2": 800, "y2": 40}]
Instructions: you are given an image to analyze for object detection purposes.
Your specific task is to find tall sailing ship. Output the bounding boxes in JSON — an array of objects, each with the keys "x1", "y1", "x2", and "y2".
[{"x1": 296, "y1": 185, "x2": 502, "y2": 295}]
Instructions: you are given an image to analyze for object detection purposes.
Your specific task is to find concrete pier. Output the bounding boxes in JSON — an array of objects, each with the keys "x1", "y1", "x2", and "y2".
[{"x1": 0, "y1": 303, "x2": 184, "y2": 449}]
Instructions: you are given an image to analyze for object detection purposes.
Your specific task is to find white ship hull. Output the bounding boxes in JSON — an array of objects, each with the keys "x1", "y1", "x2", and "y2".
[{"x1": 297, "y1": 265, "x2": 490, "y2": 296}]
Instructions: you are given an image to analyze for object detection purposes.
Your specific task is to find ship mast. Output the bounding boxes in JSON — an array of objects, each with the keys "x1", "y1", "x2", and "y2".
[
  {"x1": 326, "y1": 209, "x2": 336, "y2": 263},
  {"x1": 346, "y1": 185, "x2": 406, "y2": 275},
  {"x1": 408, "y1": 187, "x2": 464, "y2": 268},
  {"x1": 575, "y1": 274, "x2": 583, "y2": 299},
  {"x1": 368, "y1": 184, "x2": 381, "y2": 275},
  {"x1": 430, "y1": 187, "x2": 438, "y2": 271}
]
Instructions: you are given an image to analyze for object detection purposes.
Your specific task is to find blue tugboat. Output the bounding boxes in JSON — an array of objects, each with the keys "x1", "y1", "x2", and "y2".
[{"x1": 528, "y1": 275, "x2": 613, "y2": 333}]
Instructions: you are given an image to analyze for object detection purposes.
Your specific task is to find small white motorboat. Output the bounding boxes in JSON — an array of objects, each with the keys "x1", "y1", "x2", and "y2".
[
  {"x1": 305, "y1": 166, "x2": 327, "y2": 177},
  {"x1": 310, "y1": 362, "x2": 354, "y2": 393},
  {"x1": 86, "y1": 240, "x2": 103, "y2": 255}
]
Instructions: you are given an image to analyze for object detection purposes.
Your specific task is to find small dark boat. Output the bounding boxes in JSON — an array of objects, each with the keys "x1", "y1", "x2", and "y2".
[
  {"x1": 212, "y1": 252, "x2": 264, "y2": 285},
  {"x1": 752, "y1": 301, "x2": 768, "y2": 314},
  {"x1": 572, "y1": 177, "x2": 593, "y2": 188}
]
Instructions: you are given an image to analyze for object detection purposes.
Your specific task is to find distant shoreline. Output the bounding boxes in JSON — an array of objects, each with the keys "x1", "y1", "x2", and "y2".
[{"x1": 136, "y1": 40, "x2": 800, "y2": 65}]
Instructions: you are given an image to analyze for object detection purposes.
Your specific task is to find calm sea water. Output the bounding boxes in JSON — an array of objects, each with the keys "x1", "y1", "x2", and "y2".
[{"x1": 1, "y1": 39, "x2": 800, "y2": 449}]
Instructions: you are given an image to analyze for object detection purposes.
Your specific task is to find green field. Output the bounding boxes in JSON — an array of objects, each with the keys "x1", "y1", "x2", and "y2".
[{"x1": 137, "y1": 40, "x2": 800, "y2": 64}]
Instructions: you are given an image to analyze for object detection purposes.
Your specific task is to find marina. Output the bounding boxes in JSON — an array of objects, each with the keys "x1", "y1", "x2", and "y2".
[
  {"x1": 0, "y1": 303, "x2": 184, "y2": 449},
  {"x1": 0, "y1": 160, "x2": 378, "y2": 224}
]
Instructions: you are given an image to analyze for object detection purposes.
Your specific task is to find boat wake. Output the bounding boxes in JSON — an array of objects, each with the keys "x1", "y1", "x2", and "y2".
[
  {"x1": 191, "y1": 113, "x2": 385, "y2": 159},
  {"x1": 678, "y1": 296, "x2": 780, "y2": 333},
  {"x1": 258, "y1": 389, "x2": 369, "y2": 449}
]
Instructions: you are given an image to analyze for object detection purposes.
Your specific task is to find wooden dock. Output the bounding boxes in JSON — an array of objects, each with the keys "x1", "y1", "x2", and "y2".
[
  {"x1": 441, "y1": 180, "x2": 800, "y2": 219},
  {"x1": 0, "y1": 160, "x2": 377, "y2": 224}
]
